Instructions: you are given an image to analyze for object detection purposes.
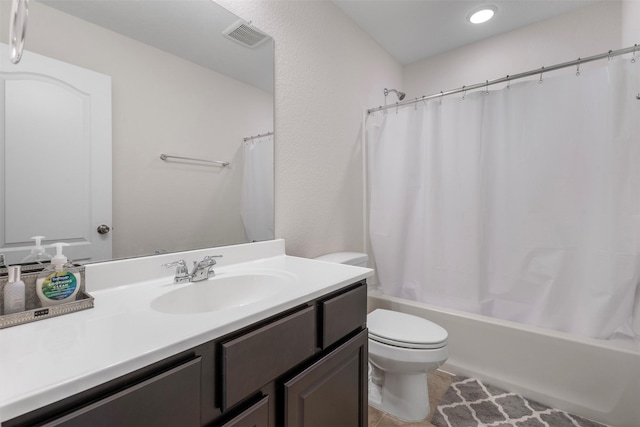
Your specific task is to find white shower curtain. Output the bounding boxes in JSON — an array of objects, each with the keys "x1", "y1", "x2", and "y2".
[
  {"x1": 241, "y1": 134, "x2": 274, "y2": 242},
  {"x1": 367, "y1": 58, "x2": 640, "y2": 339}
]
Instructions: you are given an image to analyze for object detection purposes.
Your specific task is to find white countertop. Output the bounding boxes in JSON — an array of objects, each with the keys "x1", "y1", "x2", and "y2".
[{"x1": 0, "y1": 240, "x2": 373, "y2": 423}]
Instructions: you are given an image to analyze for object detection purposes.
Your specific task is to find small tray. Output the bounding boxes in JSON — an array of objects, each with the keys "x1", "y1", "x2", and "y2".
[
  {"x1": 0, "y1": 291, "x2": 94, "y2": 329},
  {"x1": 0, "y1": 265, "x2": 93, "y2": 329}
]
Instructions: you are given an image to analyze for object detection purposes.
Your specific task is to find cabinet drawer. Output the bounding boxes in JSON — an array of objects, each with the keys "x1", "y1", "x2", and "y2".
[
  {"x1": 320, "y1": 282, "x2": 367, "y2": 348},
  {"x1": 220, "y1": 396, "x2": 269, "y2": 427},
  {"x1": 42, "y1": 357, "x2": 202, "y2": 427},
  {"x1": 222, "y1": 306, "x2": 316, "y2": 410}
]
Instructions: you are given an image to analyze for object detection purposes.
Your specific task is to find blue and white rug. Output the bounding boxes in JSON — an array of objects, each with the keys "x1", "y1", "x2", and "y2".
[{"x1": 431, "y1": 376, "x2": 607, "y2": 427}]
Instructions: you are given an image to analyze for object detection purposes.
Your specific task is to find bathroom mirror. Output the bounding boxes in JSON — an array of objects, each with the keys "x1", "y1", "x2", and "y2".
[{"x1": 0, "y1": 0, "x2": 274, "y2": 264}]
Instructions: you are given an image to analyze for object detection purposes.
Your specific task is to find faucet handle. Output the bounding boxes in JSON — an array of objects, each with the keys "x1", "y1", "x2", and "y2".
[
  {"x1": 162, "y1": 259, "x2": 187, "y2": 269},
  {"x1": 193, "y1": 255, "x2": 223, "y2": 268},
  {"x1": 202, "y1": 255, "x2": 223, "y2": 264},
  {"x1": 162, "y1": 259, "x2": 191, "y2": 283},
  {"x1": 191, "y1": 255, "x2": 223, "y2": 282}
]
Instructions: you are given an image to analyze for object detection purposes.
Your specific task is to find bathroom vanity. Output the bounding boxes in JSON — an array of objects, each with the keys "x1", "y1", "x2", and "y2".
[{"x1": 0, "y1": 240, "x2": 373, "y2": 427}]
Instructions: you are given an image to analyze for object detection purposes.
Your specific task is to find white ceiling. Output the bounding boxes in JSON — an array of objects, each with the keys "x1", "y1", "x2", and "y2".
[
  {"x1": 333, "y1": 0, "x2": 599, "y2": 65},
  {"x1": 39, "y1": 0, "x2": 599, "y2": 91}
]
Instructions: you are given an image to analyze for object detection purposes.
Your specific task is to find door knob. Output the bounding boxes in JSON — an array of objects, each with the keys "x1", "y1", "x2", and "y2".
[{"x1": 97, "y1": 224, "x2": 111, "y2": 235}]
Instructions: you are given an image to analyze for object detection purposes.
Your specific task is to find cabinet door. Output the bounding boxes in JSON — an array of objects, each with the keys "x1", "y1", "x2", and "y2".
[
  {"x1": 284, "y1": 329, "x2": 368, "y2": 427},
  {"x1": 220, "y1": 396, "x2": 269, "y2": 427},
  {"x1": 41, "y1": 357, "x2": 202, "y2": 427}
]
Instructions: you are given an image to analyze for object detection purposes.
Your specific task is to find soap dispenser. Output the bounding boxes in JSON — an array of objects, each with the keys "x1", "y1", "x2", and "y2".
[
  {"x1": 3, "y1": 266, "x2": 25, "y2": 315},
  {"x1": 21, "y1": 236, "x2": 53, "y2": 264},
  {"x1": 36, "y1": 243, "x2": 81, "y2": 307}
]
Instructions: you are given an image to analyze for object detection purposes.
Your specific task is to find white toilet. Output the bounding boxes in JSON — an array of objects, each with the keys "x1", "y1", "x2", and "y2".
[
  {"x1": 367, "y1": 309, "x2": 448, "y2": 421},
  {"x1": 314, "y1": 252, "x2": 449, "y2": 422}
]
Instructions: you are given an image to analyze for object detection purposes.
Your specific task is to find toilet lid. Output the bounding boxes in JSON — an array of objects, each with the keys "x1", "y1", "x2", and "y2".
[{"x1": 367, "y1": 309, "x2": 448, "y2": 349}]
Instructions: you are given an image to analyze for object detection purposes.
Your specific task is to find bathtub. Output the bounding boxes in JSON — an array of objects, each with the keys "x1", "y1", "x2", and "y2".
[{"x1": 368, "y1": 290, "x2": 640, "y2": 427}]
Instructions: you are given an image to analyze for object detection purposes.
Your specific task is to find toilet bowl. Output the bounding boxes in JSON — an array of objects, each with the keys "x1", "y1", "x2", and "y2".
[
  {"x1": 313, "y1": 252, "x2": 449, "y2": 422},
  {"x1": 367, "y1": 309, "x2": 448, "y2": 421}
]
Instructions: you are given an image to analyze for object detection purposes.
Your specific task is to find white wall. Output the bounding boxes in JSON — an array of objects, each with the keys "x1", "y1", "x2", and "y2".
[
  {"x1": 622, "y1": 0, "x2": 640, "y2": 46},
  {"x1": 630, "y1": 0, "x2": 640, "y2": 334},
  {"x1": 217, "y1": 0, "x2": 403, "y2": 258},
  {"x1": 215, "y1": 0, "x2": 637, "y2": 260},
  {"x1": 404, "y1": 1, "x2": 624, "y2": 98},
  {"x1": 1, "y1": 1, "x2": 273, "y2": 259},
  {"x1": 8, "y1": 0, "x2": 629, "y2": 261}
]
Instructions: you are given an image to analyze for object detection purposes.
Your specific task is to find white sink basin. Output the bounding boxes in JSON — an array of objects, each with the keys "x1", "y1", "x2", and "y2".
[{"x1": 151, "y1": 270, "x2": 296, "y2": 314}]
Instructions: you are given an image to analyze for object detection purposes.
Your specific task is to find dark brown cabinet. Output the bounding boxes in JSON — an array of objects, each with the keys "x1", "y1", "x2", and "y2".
[
  {"x1": 42, "y1": 358, "x2": 202, "y2": 427},
  {"x1": 220, "y1": 397, "x2": 270, "y2": 427},
  {"x1": 221, "y1": 306, "x2": 317, "y2": 410},
  {"x1": 284, "y1": 330, "x2": 368, "y2": 427},
  {"x1": 5, "y1": 281, "x2": 367, "y2": 427}
]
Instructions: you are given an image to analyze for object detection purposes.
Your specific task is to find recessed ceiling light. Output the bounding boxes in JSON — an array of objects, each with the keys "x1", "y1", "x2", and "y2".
[{"x1": 468, "y1": 5, "x2": 497, "y2": 24}]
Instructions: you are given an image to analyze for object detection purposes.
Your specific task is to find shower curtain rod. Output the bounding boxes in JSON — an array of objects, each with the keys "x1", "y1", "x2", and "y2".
[
  {"x1": 243, "y1": 131, "x2": 274, "y2": 142},
  {"x1": 368, "y1": 43, "x2": 638, "y2": 114}
]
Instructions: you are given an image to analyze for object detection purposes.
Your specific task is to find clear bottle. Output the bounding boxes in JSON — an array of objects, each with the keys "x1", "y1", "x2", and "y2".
[
  {"x1": 4, "y1": 266, "x2": 25, "y2": 315},
  {"x1": 36, "y1": 243, "x2": 81, "y2": 307},
  {"x1": 21, "y1": 236, "x2": 53, "y2": 264}
]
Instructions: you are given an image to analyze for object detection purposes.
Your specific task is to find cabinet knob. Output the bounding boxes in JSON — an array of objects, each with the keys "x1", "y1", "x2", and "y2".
[{"x1": 97, "y1": 224, "x2": 111, "y2": 235}]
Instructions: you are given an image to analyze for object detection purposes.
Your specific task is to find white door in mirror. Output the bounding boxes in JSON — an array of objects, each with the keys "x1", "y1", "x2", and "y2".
[{"x1": 0, "y1": 43, "x2": 112, "y2": 264}]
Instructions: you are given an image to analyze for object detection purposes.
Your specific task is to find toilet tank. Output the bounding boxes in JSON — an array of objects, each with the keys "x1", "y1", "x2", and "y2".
[{"x1": 314, "y1": 252, "x2": 368, "y2": 267}]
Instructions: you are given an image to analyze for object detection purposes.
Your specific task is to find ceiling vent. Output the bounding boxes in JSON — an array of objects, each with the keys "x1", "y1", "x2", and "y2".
[{"x1": 223, "y1": 20, "x2": 270, "y2": 48}]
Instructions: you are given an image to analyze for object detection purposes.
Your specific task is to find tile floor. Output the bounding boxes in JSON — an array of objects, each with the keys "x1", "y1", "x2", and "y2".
[{"x1": 368, "y1": 370, "x2": 454, "y2": 427}]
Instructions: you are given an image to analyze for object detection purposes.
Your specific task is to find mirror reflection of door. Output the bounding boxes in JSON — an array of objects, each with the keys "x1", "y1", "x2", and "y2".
[{"x1": 0, "y1": 44, "x2": 112, "y2": 264}]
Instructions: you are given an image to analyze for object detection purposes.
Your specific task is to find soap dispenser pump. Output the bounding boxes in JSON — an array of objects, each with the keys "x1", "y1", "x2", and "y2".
[
  {"x1": 36, "y1": 243, "x2": 81, "y2": 307},
  {"x1": 21, "y1": 236, "x2": 53, "y2": 264}
]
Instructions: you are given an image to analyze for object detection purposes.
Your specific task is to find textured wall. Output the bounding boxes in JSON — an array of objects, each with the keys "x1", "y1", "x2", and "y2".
[
  {"x1": 217, "y1": 0, "x2": 403, "y2": 258},
  {"x1": 627, "y1": 0, "x2": 640, "y2": 336},
  {"x1": 216, "y1": 0, "x2": 635, "y2": 259},
  {"x1": 622, "y1": 0, "x2": 640, "y2": 46}
]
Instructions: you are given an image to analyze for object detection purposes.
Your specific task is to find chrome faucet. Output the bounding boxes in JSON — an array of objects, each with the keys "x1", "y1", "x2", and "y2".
[
  {"x1": 162, "y1": 259, "x2": 191, "y2": 283},
  {"x1": 191, "y1": 255, "x2": 223, "y2": 282},
  {"x1": 163, "y1": 255, "x2": 223, "y2": 283}
]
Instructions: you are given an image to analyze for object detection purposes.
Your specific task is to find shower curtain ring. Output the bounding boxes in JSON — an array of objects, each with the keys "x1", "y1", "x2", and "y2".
[
  {"x1": 414, "y1": 98, "x2": 418, "y2": 110},
  {"x1": 576, "y1": 58, "x2": 581, "y2": 76},
  {"x1": 462, "y1": 85, "x2": 467, "y2": 100},
  {"x1": 632, "y1": 45, "x2": 637, "y2": 63},
  {"x1": 485, "y1": 80, "x2": 489, "y2": 95},
  {"x1": 506, "y1": 75, "x2": 511, "y2": 89},
  {"x1": 539, "y1": 67, "x2": 545, "y2": 84},
  {"x1": 608, "y1": 50, "x2": 613, "y2": 60},
  {"x1": 439, "y1": 91, "x2": 443, "y2": 103}
]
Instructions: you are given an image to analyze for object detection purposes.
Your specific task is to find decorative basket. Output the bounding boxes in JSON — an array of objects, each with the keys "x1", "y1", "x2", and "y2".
[{"x1": 0, "y1": 265, "x2": 93, "y2": 329}]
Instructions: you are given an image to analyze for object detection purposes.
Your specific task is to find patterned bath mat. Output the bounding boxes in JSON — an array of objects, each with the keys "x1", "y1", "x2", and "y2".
[{"x1": 431, "y1": 376, "x2": 607, "y2": 427}]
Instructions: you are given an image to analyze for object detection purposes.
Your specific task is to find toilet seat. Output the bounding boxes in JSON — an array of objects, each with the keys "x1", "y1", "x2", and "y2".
[{"x1": 368, "y1": 309, "x2": 448, "y2": 350}]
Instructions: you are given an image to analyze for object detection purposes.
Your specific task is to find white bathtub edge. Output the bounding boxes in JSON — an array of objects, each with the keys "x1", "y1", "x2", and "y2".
[{"x1": 368, "y1": 291, "x2": 640, "y2": 427}]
